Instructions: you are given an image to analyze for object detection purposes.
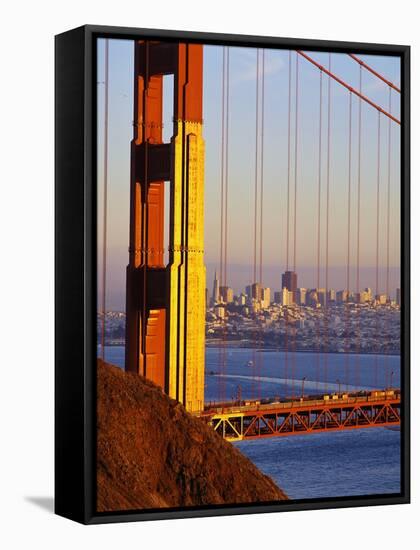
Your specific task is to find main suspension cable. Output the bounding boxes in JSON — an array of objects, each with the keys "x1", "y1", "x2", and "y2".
[
  {"x1": 348, "y1": 53, "x2": 401, "y2": 93},
  {"x1": 297, "y1": 50, "x2": 400, "y2": 125}
]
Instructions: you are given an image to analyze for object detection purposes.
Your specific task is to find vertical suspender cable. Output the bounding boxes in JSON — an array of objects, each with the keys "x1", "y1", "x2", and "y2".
[
  {"x1": 345, "y1": 92, "x2": 353, "y2": 392},
  {"x1": 375, "y1": 111, "x2": 381, "y2": 388},
  {"x1": 355, "y1": 65, "x2": 362, "y2": 387},
  {"x1": 324, "y1": 53, "x2": 332, "y2": 392},
  {"x1": 252, "y1": 49, "x2": 260, "y2": 399},
  {"x1": 258, "y1": 49, "x2": 265, "y2": 400},
  {"x1": 293, "y1": 52, "x2": 299, "y2": 275},
  {"x1": 218, "y1": 46, "x2": 226, "y2": 403},
  {"x1": 316, "y1": 69, "x2": 323, "y2": 392},
  {"x1": 291, "y1": 51, "x2": 299, "y2": 396},
  {"x1": 385, "y1": 88, "x2": 392, "y2": 383},
  {"x1": 101, "y1": 39, "x2": 109, "y2": 362},
  {"x1": 284, "y1": 51, "x2": 292, "y2": 395},
  {"x1": 259, "y1": 50, "x2": 265, "y2": 299},
  {"x1": 223, "y1": 48, "x2": 230, "y2": 402},
  {"x1": 219, "y1": 48, "x2": 226, "y2": 298},
  {"x1": 224, "y1": 49, "x2": 230, "y2": 302},
  {"x1": 253, "y1": 50, "x2": 260, "y2": 285}
]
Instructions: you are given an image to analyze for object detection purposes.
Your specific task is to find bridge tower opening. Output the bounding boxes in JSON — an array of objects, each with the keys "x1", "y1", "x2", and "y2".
[{"x1": 125, "y1": 40, "x2": 206, "y2": 413}]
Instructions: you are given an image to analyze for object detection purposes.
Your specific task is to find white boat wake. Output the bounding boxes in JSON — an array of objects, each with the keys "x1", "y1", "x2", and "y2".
[{"x1": 208, "y1": 373, "x2": 372, "y2": 391}]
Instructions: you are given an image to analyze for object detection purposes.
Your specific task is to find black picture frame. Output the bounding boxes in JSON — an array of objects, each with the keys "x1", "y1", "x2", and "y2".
[{"x1": 55, "y1": 24, "x2": 410, "y2": 525}]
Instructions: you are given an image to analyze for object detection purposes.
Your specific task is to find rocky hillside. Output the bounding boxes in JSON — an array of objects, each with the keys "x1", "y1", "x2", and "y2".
[{"x1": 97, "y1": 360, "x2": 287, "y2": 511}]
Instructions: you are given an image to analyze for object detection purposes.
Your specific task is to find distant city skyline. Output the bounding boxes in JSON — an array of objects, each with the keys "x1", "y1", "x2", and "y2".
[
  {"x1": 209, "y1": 268, "x2": 400, "y2": 303},
  {"x1": 205, "y1": 264, "x2": 400, "y2": 298},
  {"x1": 97, "y1": 39, "x2": 401, "y2": 311}
]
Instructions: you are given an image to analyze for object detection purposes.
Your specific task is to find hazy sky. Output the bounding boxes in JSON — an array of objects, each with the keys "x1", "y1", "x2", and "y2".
[{"x1": 97, "y1": 39, "x2": 401, "y2": 311}]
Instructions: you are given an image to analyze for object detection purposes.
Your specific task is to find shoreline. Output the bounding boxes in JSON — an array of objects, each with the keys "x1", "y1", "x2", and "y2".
[
  {"x1": 101, "y1": 341, "x2": 400, "y2": 357},
  {"x1": 205, "y1": 342, "x2": 400, "y2": 356}
]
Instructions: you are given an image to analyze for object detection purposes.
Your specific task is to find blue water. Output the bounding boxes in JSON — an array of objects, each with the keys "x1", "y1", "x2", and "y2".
[
  {"x1": 204, "y1": 347, "x2": 400, "y2": 403},
  {"x1": 237, "y1": 429, "x2": 400, "y2": 499},
  {"x1": 100, "y1": 345, "x2": 401, "y2": 499}
]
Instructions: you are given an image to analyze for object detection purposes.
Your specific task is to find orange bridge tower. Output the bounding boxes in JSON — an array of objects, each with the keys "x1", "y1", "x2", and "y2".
[{"x1": 125, "y1": 41, "x2": 205, "y2": 413}]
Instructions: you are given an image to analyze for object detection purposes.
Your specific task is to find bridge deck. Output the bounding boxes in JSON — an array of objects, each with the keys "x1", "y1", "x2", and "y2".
[{"x1": 198, "y1": 390, "x2": 401, "y2": 441}]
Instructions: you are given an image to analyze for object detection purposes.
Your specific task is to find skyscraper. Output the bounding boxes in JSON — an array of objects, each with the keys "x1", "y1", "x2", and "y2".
[
  {"x1": 245, "y1": 284, "x2": 252, "y2": 301},
  {"x1": 212, "y1": 271, "x2": 219, "y2": 304},
  {"x1": 220, "y1": 286, "x2": 234, "y2": 303},
  {"x1": 282, "y1": 271, "x2": 297, "y2": 303},
  {"x1": 261, "y1": 287, "x2": 271, "y2": 308},
  {"x1": 251, "y1": 282, "x2": 262, "y2": 301}
]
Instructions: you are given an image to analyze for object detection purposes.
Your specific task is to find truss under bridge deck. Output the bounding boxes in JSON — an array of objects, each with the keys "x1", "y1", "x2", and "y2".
[{"x1": 198, "y1": 389, "x2": 401, "y2": 441}]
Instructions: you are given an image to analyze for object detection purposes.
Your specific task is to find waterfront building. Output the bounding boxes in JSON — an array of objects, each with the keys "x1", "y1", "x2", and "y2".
[
  {"x1": 327, "y1": 289, "x2": 336, "y2": 303},
  {"x1": 375, "y1": 293, "x2": 387, "y2": 305},
  {"x1": 336, "y1": 290, "x2": 349, "y2": 303},
  {"x1": 214, "y1": 305, "x2": 225, "y2": 319},
  {"x1": 364, "y1": 287, "x2": 373, "y2": 301}
]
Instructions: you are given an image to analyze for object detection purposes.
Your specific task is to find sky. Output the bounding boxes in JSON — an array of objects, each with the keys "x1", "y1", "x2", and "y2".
[{"x1": 96, "y1": 39, "x2": 401, "y2": 311}]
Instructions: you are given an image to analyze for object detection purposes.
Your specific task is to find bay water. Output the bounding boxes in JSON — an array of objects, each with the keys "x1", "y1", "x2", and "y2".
[{"x1": 101, "y1": 345, "x2": 401, "y2": 499}]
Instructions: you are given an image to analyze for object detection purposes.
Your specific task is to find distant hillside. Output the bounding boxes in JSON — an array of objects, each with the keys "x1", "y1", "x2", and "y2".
[{"x1": 97, "y1": 360, "x2": 287, "y2": 511}]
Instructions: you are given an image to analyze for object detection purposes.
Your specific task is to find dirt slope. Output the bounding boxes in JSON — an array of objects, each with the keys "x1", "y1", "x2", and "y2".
[{"x1": 97, "y1": 360, "x2": 287, "y2": 511}]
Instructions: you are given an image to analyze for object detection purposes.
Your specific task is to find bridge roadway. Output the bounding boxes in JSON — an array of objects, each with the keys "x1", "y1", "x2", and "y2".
[{"x1": 197, "y1": 389, "x2": 401, "y2": 441}]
